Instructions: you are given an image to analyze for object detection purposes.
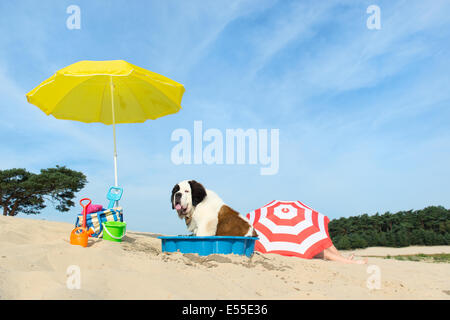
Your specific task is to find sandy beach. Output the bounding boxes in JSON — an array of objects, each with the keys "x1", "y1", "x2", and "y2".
[{"x1": 0, "y1": 215, "x2": 449, "y2": 300}]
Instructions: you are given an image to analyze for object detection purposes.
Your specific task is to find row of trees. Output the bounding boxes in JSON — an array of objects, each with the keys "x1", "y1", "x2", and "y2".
[{"x1": 328, "y1": 206, "x2": 450, "y2": 249}]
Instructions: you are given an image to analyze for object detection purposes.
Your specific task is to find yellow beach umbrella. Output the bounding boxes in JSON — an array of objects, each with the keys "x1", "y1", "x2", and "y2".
[{"x1": 26, "y1": 60, "x2": 185, "y2": 187}]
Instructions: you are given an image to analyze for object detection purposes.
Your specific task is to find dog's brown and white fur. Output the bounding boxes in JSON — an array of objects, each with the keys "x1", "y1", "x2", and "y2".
[{"x1": 171, "y1": 180, "x2": 257, "y2": 237}]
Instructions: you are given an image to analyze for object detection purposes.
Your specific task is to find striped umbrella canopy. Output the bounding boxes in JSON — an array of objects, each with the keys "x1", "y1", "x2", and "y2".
[{"x1": 246, "y1": 200, "x2": 333, "y2": 259}]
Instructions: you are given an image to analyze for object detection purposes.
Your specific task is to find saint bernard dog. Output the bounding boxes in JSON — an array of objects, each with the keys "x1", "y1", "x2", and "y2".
[{"x1": 171, "y1": 180, "x2": 258, "y2": 237}]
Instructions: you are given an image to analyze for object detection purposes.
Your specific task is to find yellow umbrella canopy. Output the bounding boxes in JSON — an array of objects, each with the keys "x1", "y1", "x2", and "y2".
[
  {"x1": 26, "y1": 60, "x2": 185, "y2": 187},
  {"x1": 26, "y1": 60, "x2": 184, "y2": 124}
]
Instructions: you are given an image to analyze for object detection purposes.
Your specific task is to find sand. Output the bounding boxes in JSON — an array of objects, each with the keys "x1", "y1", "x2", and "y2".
[{"x1": 0, "y1": 215, "x2": 449, "y2": 300}]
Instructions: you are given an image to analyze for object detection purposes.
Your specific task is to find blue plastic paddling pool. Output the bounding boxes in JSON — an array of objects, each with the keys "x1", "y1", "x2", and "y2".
[{"x1": 158, "y1": 236, "x2": 258, "y2": 257}]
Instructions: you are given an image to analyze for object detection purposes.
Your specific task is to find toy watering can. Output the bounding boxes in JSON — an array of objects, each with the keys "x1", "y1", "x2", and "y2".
[{"x1": 70, "y1": 198, "x2": 94, "y2": 247}]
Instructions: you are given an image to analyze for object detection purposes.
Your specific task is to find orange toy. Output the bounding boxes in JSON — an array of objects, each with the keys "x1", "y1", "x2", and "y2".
[{"x1": 70, "y1": 198, "x2": 94, "y2": 247}]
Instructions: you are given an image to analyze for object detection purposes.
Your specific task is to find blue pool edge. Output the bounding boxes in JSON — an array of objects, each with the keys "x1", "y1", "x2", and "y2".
[{"x1": 158, "y1": 236, "x2": 259, "y2": 257}]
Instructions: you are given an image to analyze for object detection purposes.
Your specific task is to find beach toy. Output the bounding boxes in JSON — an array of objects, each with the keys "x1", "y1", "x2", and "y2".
[
  {"x1": 158, "y1": 236, "x2": 258, "y2": 257},
  {"x1": 85, "y1": 204, "x2": 103, "y2": 214},
  {"x1": 74, "y1": 186, "x2": 124, "y2": 238},
  {"x1": 106, "y1": 186, "x2": 123, "y2": 208},
  {"x1": 70, "y1": 198, "x2": 94, "y2": 247},
  {"x1": 102, "y1": 221, "x2": 126, "y2": 242}
]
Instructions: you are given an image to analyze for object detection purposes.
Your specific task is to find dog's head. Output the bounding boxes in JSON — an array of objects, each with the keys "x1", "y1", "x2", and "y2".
[{"x1": 171, "y1": 180, "x2": 207, "y2": 219}]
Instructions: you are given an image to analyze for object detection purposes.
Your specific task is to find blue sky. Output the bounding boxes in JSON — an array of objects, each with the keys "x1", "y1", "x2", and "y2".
[{"x1": 1, "y1": 0, "x2": 449, "y2": 235}]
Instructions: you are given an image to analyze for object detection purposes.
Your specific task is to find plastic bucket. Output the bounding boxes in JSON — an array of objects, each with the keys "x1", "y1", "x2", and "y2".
[{"x1": 102, "y1": 221, "x2": 126, "y2": 242}]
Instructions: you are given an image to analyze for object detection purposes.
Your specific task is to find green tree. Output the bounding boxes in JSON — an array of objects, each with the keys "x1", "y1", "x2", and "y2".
[
  {"x1": 410, "y1": 229, "x2": 425, "y2": 245},
  {"x1": 445, "y1": 233, "x2": 450, "y2": 245},
  {"x1": 349, "y1": 234, "x2": 368, "y2": 249},
  {"x1": 395, "y1": 230, "x2": 410, "y2": 247},
  {"x1": 335, "y1": 235, "x2": 351, "y2": 250},
  {"x1": 0, "y1": 166, "x2": 87, "y2": 216}
]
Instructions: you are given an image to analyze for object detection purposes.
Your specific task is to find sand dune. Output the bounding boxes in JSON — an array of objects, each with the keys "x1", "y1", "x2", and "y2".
[{"x1": 0, "y1": 215, "x2": 449, "y2": 299}]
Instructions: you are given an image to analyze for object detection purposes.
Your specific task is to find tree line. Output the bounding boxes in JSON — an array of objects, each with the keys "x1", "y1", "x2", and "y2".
[{"x1": 328, "y1": 206, "x2": 450, "y2": 249}]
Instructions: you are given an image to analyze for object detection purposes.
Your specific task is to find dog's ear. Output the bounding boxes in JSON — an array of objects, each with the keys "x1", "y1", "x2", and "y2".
[
  {"x1": 171, "y1": 184, "x2": 180, "y2": 209},
  {"x1": 189, "y1": 180, "x2": 207, "y2": 207}
]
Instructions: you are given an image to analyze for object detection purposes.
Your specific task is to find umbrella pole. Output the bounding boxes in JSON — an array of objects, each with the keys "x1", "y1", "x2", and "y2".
[{"x1": 110, "y1": 76, "x2": 119, "y2": 191}]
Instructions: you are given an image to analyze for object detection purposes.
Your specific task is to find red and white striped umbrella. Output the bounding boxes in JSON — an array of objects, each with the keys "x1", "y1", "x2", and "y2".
[{"x1": 246, "y1": 200, "x2": 333, "y2": 259}]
